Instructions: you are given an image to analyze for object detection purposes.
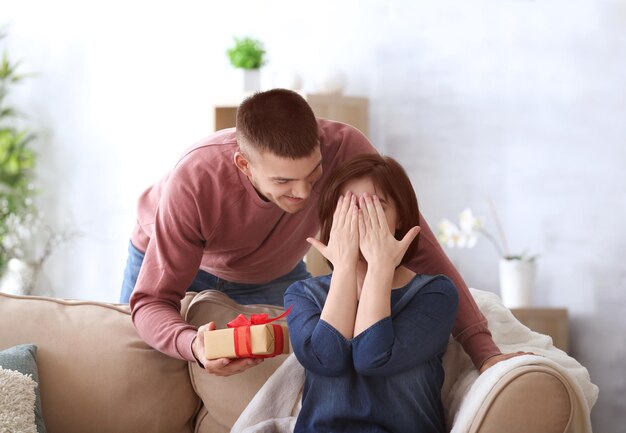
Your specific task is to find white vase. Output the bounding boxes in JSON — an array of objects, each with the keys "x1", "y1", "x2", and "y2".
[
  {"x1": 498, "y1": 258, "x2": 536, "y2": 308},
  {"x1": 0, "y1": 258, "x2": 40, "y2": 296},
  {"x1": 243, "y1": 69, "x2": 261, "y2": 92}
]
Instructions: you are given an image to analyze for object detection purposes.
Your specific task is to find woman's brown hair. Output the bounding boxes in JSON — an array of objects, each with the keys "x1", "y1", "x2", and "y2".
[{"x1": 318, "y1": 154, "x2": 420, "y2": 266}]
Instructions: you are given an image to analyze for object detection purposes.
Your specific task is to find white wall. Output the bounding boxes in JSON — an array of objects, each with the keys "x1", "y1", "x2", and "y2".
[{"x1": 4, "y1": 0, "x2": 625, "y2": 430}]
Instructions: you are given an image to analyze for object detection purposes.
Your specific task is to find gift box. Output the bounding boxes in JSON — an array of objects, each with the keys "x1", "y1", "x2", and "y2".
[
  {"x1": 204, "y1": 308, "x2": 291, "y2": 360},
  {"x1": 204, "y1": 323, "x2": 290, "y2": 359}
]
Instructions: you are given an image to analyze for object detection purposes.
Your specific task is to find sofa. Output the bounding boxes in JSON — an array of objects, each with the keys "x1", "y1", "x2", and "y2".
[{"x1": 0, "y1": 287, "x2": 593, "y2": 433}]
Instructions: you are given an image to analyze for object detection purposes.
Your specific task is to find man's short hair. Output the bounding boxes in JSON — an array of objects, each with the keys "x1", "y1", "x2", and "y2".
[{"x1": 236, "y1": 89, "x2": 319, "y2": 159}]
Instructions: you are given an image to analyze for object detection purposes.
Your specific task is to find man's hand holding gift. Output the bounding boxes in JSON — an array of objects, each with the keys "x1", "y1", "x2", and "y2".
[{"x1": 192, "y1": 309, "x2": 291, "y2": 376}]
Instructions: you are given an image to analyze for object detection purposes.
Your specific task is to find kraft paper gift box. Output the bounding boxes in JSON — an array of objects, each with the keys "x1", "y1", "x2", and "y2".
[{"x1": 204, "y1": 323, "x2": 290, "y2": 360}]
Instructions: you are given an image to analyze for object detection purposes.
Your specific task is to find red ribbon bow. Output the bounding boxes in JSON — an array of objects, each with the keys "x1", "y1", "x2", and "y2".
[{"x1": 226, "y1": 306, "x2": 292, "y2": 358}]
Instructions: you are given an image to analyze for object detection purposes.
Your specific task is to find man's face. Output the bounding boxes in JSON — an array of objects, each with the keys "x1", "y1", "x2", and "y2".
[{"x1": 235, "y1": 146, "x2": 323, "y2": 213}]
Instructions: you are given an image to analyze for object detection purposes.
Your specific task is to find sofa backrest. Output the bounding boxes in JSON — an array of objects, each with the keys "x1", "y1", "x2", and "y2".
[{"x1": 0, "y1": 292, "x2": 199, "y2": 433}]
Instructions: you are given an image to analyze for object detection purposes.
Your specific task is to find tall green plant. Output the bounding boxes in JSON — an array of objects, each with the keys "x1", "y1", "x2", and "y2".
[{"x1": 0, "y1": 31, "x2": 37, "y2": 271}]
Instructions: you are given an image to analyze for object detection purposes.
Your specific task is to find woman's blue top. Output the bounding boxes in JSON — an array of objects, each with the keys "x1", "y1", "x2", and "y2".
[{"x1": 284, "y1": 273, "x2": 459, "y2": 433}]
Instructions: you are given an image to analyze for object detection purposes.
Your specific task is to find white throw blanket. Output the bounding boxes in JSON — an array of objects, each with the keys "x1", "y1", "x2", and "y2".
[
  {"x1": 231, "y1": 288, "x2": 598, "y2": 433},
  {"x1": 0, "y1": 366, "x2": 38, "y2": 433}
]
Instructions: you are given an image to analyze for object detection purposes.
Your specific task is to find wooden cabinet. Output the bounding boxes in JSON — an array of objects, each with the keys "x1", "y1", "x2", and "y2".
[{"x1": 510, "y1": 307, "x2": 569, "y2": 352}]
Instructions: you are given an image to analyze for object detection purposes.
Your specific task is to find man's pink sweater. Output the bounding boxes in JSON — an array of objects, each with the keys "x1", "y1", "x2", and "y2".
[{"x1": 130, "y1": 119, "x2": 500, "y2": 368}]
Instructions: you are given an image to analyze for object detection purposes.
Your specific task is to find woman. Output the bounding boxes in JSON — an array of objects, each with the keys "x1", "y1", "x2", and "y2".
[{"x1": 284, "y1": 154, "x2": 459, "y2": 433}]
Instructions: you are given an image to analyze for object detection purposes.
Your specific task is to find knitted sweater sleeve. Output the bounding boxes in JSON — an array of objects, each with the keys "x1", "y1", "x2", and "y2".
[
  {"x1": 284, "y1": 281, "x2": 353, "y2": 377},
  {"x1": 351, "y1": 277, "x2": 458, "y2": 376},
  {"x1": 130, "y1": 167, "x2": 207, "y2": 362}
]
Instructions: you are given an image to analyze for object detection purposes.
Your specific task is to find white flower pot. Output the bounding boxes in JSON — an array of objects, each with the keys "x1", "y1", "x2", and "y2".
[
  {"x1": 498, "y1": 258, "x2": 536, "y2": 308},
  {"x1": 0, "y1": 258, "x2": 40, "y2": 296},
  {"x1": 243, "y1": 69, "x2": 261, "y2": 92}
]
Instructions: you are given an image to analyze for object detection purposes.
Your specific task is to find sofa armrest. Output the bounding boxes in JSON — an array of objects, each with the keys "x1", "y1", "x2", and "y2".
[{"x1": 470, "y1": 365, "x2": 574, "y2": 433}]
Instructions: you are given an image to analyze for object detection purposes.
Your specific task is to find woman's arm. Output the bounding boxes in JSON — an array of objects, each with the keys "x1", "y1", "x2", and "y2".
[
  {"x1": 353, "y1": 193, "x2": 420, "y2": 337},
  {"x1": 307, "y1": 193, "x2": 359, "y2": 339},
  {"x1": 353, "y1": 263, "x2": 394, "y2": 336},
  {"x1": 284, "y1": 284, "x2": 352, "y2": 377},
  {"x1": 285, "y1": 193, "x2": 360, "y2": 376},
  {"x1": 351, "y1": 277, "x2": 458, "y2": 376},
  {"x1": 351, "y1": 193, "x2": 458, "y2": 377}
]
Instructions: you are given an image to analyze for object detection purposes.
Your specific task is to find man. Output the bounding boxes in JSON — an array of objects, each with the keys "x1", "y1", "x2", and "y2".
[{"x1": 125, "y1": 89, "x2": 520, "y2": 377}]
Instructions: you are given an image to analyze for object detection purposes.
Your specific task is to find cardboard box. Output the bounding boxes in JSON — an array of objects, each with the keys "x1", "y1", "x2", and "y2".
[{"x1": 204, "y1": 324, "x2": 290, "y2": 360}]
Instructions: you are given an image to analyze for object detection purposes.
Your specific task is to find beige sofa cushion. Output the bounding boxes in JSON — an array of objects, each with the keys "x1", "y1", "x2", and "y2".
[
  {"x1": 185, "y1": 290, "x2": 291, "y2": 433},
  {"x1": 0, "y1": 292, "x2": 199, "y2": 433}
]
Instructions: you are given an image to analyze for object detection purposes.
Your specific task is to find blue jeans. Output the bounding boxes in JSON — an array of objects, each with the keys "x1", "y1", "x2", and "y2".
[{"x1": 120, "y1": 241, "x2": 311, "y2": 305}]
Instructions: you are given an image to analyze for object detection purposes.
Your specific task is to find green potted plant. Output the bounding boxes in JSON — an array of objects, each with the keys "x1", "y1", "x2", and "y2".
[
  {"x1": 226, "y1": 36, "x2": 266, "y2": 92},
  {"x1": 0, "y1": 31, "x2": 38, "y2": 274}
]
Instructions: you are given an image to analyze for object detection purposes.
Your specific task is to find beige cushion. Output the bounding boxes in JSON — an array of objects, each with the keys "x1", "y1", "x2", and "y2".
[
  {"x1": 185, "y1": 290, "x2": 291, "y2": 433},
  {"x1": 0, "y1": 292, "x2": 199, "y2": 433}
]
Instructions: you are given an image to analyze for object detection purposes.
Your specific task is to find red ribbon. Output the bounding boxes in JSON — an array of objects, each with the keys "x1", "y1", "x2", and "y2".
[{"x1": 227, "y1": 306, "x2": 292, "y2": 358}]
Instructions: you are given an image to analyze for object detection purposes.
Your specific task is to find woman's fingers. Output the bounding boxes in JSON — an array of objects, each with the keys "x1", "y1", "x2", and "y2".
[
  {"x1": 357, "y1": 208, "x2": 366, "y2": 240},
  {"x1": 359, "y1": 195, "x2": 373, "y2": 232},
  {"x1": 360, "y1": 193, "x2": 390, "y2": 233},
  {"x1": 333, "y1": 192, "x2": 354, "y2": 229},
  {"x1": 372, "y1": 195, "x2": 388, "y2": 230},
  {"x1": 349, "y1": 196, "x2": 359, "y2": 232},
  {"x1": 306, "y1": 237, "x2": 328, "y2": 258},
  {"x1": 341, "y1": 192, "x2": 353, "y2": 223},
  {"x1": 332, "y1": 195, "x2": 344, "y2": 227},
  {"x1": 322, "y1": 193, "x2": 361, "y2": 264},
  {"x1": 364, "y1": 193, "x2": 382, "y2": 228},
  {"x1": 398, "y1": 226, "x2": 421, "y2": 254}
]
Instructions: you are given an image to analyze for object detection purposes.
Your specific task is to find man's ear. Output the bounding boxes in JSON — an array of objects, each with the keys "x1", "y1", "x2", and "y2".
[{"x1": 234, "y1": 151, "x2": 252, "y2": 176}]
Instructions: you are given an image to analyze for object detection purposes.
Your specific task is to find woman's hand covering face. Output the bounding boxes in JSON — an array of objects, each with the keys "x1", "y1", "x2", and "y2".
[
  {"x1": 306, "y1": 192, "x2": 360, "y2": 268},
  {"x1": 357, "y1": 193, "x2": 419, "y2": 268}
]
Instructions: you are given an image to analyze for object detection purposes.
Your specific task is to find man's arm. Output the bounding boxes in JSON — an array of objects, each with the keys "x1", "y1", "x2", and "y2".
[
  {"x1": 405, "y1": 213, "x2": 502, "y2": 370},
  {"x1": 130, "y1": 172, "x2": 206, "y2": 362},
  {"x1": 129, "y1": 169, "x2": 265, "y2": 376}
]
